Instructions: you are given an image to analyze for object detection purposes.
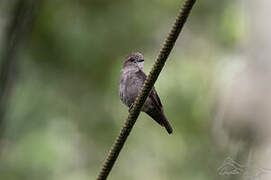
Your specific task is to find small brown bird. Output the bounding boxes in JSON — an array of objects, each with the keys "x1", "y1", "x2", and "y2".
[{"x1": 119, "y1": 52, "x2": 173, "y2": 134}]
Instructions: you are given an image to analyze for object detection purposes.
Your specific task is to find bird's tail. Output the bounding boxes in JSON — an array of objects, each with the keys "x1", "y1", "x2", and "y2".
[
  {"x1": 161, "y1": 113, "x2": 173, "y2": 134},
  {"x1": 146, "y1": 109, "x2": 173, "y2": 134}
]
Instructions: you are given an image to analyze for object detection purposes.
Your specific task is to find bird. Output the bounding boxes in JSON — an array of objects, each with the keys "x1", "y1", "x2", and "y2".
[{"x1": 119, "y1": 52, "x2": 173, "y2": 134}]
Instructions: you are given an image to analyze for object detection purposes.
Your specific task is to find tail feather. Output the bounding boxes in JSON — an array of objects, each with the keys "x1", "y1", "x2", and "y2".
[
  {"x1": 145, "y1": 109, "x2": 173, "y2": 134},
  {"x1": 162, "y1": 115, "x2": 173, "y2": 134}
]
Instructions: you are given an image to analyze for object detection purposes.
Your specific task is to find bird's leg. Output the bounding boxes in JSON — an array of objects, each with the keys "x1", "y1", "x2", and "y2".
[{"x1": 128, "y1": 103, "x2": 134, "y2": 113}]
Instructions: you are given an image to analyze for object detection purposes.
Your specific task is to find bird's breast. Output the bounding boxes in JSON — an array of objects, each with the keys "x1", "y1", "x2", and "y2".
[{"x1": 119, "y1": 68, "x2": 142, "y2": 107}]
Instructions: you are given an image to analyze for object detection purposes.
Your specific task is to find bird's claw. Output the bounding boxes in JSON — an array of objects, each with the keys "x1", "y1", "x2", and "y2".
[{"x1": 128, "y1": 103, "x2": 134, "y2": 113}]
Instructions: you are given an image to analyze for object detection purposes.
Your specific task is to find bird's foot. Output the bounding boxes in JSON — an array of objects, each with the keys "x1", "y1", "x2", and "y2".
[{"x1": 128, "y1": 103, "x2": 134, "y2": 113}]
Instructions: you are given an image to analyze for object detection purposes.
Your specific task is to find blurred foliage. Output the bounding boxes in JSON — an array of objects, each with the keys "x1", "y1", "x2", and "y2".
[{"x1": 0, "y1": 0, "x2": 244, "y2": 179}]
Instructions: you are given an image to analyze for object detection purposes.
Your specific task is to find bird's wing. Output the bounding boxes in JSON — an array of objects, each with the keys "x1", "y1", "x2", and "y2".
[
  {"x1": 136, "y1": 69, "x2": 173, "y2": 134},
  {"x1": 135, "y1": 69, "x2": 163, "y2": 110},
  {"x1": 150, "y1": 88, "x2": 163, "y2": 109}
]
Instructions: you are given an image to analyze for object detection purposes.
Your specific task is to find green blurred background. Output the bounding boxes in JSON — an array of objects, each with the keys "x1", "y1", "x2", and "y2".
[{"x1": 0, "y1": 0, "x2": 246, "y2": 179}]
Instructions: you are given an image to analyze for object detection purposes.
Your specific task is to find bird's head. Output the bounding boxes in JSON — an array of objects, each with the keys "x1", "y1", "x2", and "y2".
[{"x1": 124, "y1": 52, "x2": 144, "y2": 69}]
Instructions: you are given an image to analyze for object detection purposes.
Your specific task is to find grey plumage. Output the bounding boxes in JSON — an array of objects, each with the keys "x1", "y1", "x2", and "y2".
[{"x1": 119, "y1": 52, "x2": 173, "y2": 134}]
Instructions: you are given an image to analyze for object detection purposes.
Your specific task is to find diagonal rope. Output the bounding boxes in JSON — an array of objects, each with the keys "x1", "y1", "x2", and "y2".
[{"x1": 97, "y1": 0, "x2": 196, "y2": 179}]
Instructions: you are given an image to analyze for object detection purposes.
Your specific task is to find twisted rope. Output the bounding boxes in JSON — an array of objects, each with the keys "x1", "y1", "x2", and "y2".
[{"x1": 97, "y1": 0, "x2": 196, "y2": 179}]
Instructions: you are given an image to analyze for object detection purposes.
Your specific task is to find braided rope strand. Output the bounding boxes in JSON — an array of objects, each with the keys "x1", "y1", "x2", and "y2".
[{"x1": 97, "y1": 0, "x2": 196, "y2": 179}]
